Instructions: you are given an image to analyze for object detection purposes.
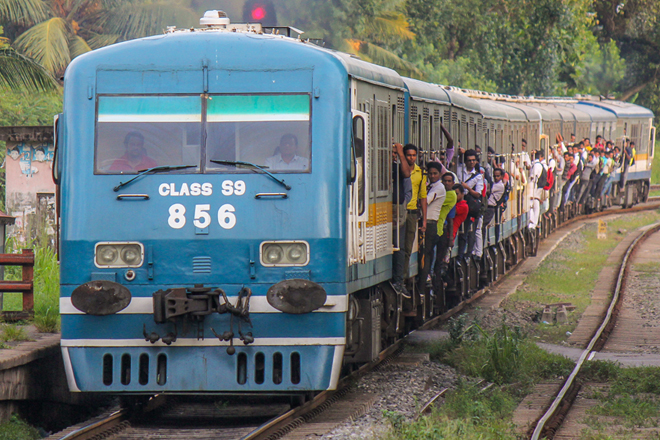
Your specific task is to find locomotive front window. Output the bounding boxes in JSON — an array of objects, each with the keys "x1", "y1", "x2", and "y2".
[
  {"x1": 95, "y1": 96, "x2": 202, "y2": 174},
  {"x1": 205, "y1": 94, "x2": 311, "y2": 173}
]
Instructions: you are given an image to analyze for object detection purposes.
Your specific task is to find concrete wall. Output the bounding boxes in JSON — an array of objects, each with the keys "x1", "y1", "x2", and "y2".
[{"x1": 4, "y1": 139, "x2": 56, "y2": 247}]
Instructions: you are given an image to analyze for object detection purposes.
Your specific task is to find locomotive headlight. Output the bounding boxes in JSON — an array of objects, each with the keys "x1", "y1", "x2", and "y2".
[
  {"x1": 260, "y1": 241, "x2": 310, "y2": 267},
  {"x1": 287, "y1": 244, "x2": 305, "y2": 262},
  {"x1": 120, "y1": 245, "x2": 142, "y2": 266},
  {"x1": 97, "y1": 246, "x2": 118, "y2": 265},
  {"x1": 265, "y1": 245, "x2": 283, "y2": 264},
  {"x1": 95, "y1": 242, "x2": 144, "y2": 268}
]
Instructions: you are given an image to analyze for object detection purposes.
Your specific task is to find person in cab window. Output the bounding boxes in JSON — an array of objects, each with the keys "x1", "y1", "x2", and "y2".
[
  {"x1": 265, "y1": 134, "x2": 309, "y2": 171},
  {"x1": 110, "y1": 131, "x2": 157, "y2": 172},
  {"x1": 403, "y1": 144, "x2": 427, "y2": 278}
]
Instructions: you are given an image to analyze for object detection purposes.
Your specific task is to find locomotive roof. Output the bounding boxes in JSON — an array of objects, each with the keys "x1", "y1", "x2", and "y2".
[{"x1": 65, "y1": 30, "x2": 406, "y2": 90}]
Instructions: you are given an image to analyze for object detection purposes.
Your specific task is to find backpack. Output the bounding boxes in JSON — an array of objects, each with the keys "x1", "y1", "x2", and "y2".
[
  {"x1": 536, "y1": 165, "x2": 548, "y2": 189},
  {"x1": 543, "y1": 167, "x2": 554, "y2": 190},
  {"x1": 464, "y1": 172, "x2": 486, "y2": 219}
]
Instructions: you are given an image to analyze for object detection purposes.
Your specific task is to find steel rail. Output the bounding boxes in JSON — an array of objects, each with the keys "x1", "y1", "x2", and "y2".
[
  {"x1": 57, "y1": 409, "x2": 128, "y2": 440},
  {"x1": 530, "y1": 221, "x2": 660, "y2": 440}
]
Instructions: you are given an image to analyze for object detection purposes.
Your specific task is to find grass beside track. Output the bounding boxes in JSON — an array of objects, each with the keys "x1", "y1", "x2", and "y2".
[
  {"x1": 0, "y1": 415, "x2": 41, "y2": 440},
  {"x1": 383, "y1": 324, "x2": 574, "y2": 439},
  {"x1": 503, "y1": 210, "x2": 660, "y2": 344},
  {"x1": 3, "y1": 241, "x2": 59, "y2": 333},
  {"x1": 576, "y1": 362, "x2": 660, "y2": 439}
]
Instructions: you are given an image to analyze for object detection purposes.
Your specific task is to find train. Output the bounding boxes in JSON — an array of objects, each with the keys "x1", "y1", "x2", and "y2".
[{"x1": 55, "y1": 10, "x2": 655, "y2": 398}]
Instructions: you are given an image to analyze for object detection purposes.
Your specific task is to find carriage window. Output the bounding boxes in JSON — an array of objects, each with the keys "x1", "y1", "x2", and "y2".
[
  {"x1": 95, "y1": 96, "x2": 202, "y2": 174},
  {"x1": 205, "y1": 94, "x2": 311, "y2": 173}
]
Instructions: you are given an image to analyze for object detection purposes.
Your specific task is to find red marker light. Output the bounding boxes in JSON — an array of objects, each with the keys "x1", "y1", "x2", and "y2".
[{"x1": 251, "y1": 5, "x2": 266, "y2": 21}]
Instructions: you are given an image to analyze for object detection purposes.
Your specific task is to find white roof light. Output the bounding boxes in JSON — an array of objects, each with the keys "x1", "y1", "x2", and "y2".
[{"x1": 200, "y1": 10, "x2": 230, "y2": 27}]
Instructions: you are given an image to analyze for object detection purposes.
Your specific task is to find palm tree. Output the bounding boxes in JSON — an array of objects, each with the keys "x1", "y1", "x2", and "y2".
[
  {"x1": 0, "y1": 30, "x2": 56, "y2": 91},
  {"x1": 342, "y1": 9, "x2": 423, "y2": 79},
  {"x1": 2, "y1": 0, "x2": 198, "y2": 77}
]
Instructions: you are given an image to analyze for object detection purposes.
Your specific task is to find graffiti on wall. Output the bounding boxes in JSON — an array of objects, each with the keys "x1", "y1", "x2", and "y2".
[
  {"x1": 5, "y1": 141, "x2": 57, "y2": 247},
  {"x1": 6, "y1": 143, "x2": 54, "y2": 178}
]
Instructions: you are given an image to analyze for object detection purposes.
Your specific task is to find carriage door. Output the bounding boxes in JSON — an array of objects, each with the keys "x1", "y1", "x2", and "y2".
[{"x1": 349, "y1": 110, "x2": 370, "y2": 264}]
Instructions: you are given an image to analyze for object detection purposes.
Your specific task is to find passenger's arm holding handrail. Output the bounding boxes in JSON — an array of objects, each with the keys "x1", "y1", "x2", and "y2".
[{"x1": 394, "y1": 143, "x2": 411, "y2": 178}]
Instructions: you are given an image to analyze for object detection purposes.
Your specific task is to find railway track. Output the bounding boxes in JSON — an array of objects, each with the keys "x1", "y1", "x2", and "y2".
[
  {"x1": 528, "y1": 219, "x2": 660, "y2": 439},
  {"x1": 47, "y1": 200, "x2": 660, "y2": 440}
]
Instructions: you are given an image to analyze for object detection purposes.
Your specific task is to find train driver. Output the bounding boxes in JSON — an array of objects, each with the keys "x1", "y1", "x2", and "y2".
[
  {"x1": 109, "y1": 131, "x2": 157, "y2": 172},
  {"x1": 264, "y1": 134, "x2": 309, "y2": 171}
]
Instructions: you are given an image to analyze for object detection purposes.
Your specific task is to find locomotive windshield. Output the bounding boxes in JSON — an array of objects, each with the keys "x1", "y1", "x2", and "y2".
[
  {"x1": 95, "y1": 95, "x2": 202, "y2": 174},
  {"x1": 205, "y1": 94, "x2": 310, "y2": 173},
  {"x1": 94, "y1": 94, "x2": 311, "y2": 174}
]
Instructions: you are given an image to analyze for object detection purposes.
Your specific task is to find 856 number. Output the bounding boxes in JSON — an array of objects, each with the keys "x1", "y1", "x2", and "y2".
[{"x1": 168, "y1": 204, "x2": 236, "y2": 230}]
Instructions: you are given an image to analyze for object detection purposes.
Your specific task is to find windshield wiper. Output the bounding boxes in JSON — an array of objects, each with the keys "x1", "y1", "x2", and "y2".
[
  {"x1": 210, "y1": 160, "x2": 291, "y2": 190},
  {"x1": 113, "y1": 165, "x2": 197, "y2": 192}
]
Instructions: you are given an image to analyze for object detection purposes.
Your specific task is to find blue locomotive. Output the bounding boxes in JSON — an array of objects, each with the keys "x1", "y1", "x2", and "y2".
[{"x1": 56, "y1": 11, "x2": 654, "y2": 396}]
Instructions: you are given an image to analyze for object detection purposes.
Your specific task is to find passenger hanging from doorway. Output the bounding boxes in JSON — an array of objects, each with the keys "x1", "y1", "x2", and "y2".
[
  {"x1": 391, "y1": 142, "x2": 412, "y2": 297},
  {"x1": 402, "y1": 144, "x2": 427, "y2": 295},
  {"x1": 418, "y1": 161, "x2": 446, "y2": 299},
  {"x1": 432, "y1": 173, "x2": 458, "y2": 308},
  {"x1": 529, "y1": 150, "x2": 547, "y2": 230},
  {"x1": 456, "y1": 149, "x2": 484, "y2": 258},
  {"x1": 483, "y1": 168, "x2": 505, "y2": 245}
]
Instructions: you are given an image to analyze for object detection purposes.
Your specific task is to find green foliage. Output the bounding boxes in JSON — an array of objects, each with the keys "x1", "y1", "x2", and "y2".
[
  {"x1": 652, "y1": 141, "x2": 660, "y2": 184},
  {"x1": 0, "y1": 414, "x2": 40, "y2": 440},
  {"x1": 570, "y1": 40, "x2": 626, "y2": 96},
  {"x1": 2, "y1": 0, "x2": 199, "y2": 77},
  {"x1": 439, "y1": 323, "x2": 574, "y2": 387},
  {"x1": 477, "y1": 324, "x2": 523, "y2": 385},
  {"x1": 0, "y1": 89, "x2": 62, "y2": 126},
  {"x1": 382, "y1": 382, "x2": 519, "y2": 440},
  {"x1": 4, "y1": 238, "x2": 60, "y2": 332},
  {"x1": 31, "y1": 244, "x2": 60, "y2": 332},
  {"x1": 0, "y1": 27, "x2": 56, "y2": 91},
  {"x1": 0, "y1": 324, "x2": 29, "y2": 342}
]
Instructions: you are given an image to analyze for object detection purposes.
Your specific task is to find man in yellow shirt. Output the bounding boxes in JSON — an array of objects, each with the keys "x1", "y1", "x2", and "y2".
[{"x1": 403, "y1": 144, "x2": 427, "y2": 279}]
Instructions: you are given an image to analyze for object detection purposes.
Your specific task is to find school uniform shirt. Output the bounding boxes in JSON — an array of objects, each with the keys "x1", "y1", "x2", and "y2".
[
  {"x1": 530, "y1": 160, "x2": 544, "y2": 188},
  {"x1": 487, "y1": 180, "x2": 506, "y2": 207},
  {"x1": 426, "y1": 180, "x2": 446, "y2": 221},
  {"x1": 457, "y1": 163, "x2": 484, "y2": 194},
  {"x1": 437, "y1": 189, "x2": 457, "y2": 236},
  {"x1": 406, "y1": 164, "x2": 427, "y2": 210},
  {"x1": 520, "y1": 151, "x2": 532, "y2": 169}
]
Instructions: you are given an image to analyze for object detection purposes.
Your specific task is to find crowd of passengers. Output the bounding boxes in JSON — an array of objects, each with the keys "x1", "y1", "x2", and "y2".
[{"x1": 391, "y1": 126, "x2": 637, "y2": 305}]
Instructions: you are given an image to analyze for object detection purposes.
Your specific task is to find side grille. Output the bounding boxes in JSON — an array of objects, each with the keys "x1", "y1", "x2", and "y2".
[{"x1": 193, "y1": 256, "x2": 212, "y2": 274}]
